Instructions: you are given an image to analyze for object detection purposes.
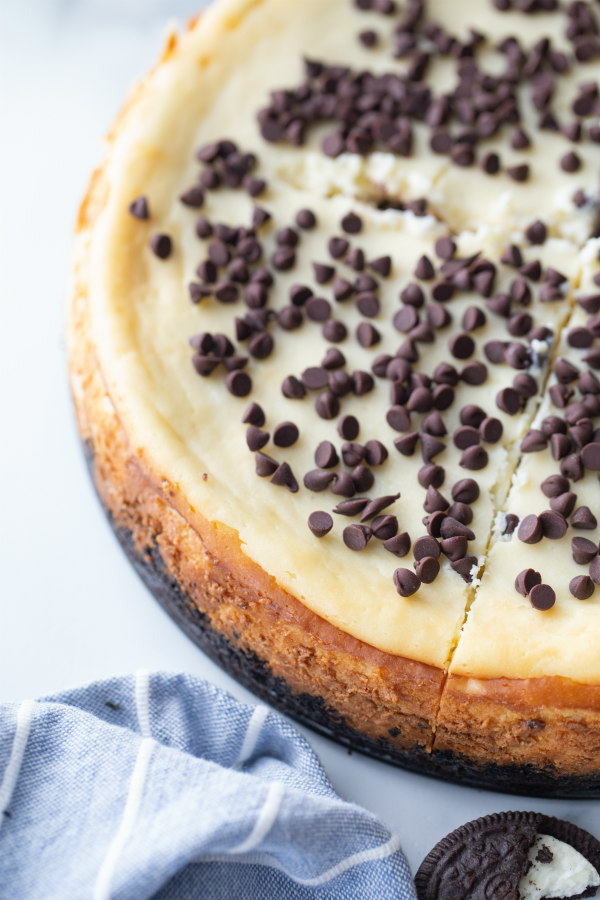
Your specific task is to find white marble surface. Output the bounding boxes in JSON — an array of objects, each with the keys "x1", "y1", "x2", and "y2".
[{"x1": 1, "y1": 0, "x2": 599, "y2": 880}]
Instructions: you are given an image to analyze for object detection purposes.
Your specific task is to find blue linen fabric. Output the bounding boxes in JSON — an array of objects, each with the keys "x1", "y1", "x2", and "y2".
[{"x1": 0, "y1": 671, "x2": 417, "y2": 900}]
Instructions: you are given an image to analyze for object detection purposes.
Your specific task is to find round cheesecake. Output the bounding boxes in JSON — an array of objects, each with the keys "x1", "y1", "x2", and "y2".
[{"x1": 69, "y1": 0, "x2": 600, "y2": 794}]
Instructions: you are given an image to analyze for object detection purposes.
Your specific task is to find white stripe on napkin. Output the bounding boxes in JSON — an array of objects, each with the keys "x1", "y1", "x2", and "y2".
[
  {"x1": 233, "y1": 704, "x2": 269, "y2": 769},
  {"x1": 134, "y1": 670, "x2": 151, "y2": 738},
  {"x1": 93, "y1": 737, "x2": 155, "y2": 900},
  {"x1": 0, "y1": 699, "x2": 35, "y2": 831},
  {"x1": 200, "y1": 833, "x2": 404, "y2": 886},
  {"x1": 231, "y1": 781, "x2": 285, "y2": 854}
]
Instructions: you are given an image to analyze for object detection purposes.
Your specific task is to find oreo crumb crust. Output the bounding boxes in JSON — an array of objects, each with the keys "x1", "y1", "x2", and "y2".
[{"x1": 415, "y1": 811, "x2": 600, "y2": 900}]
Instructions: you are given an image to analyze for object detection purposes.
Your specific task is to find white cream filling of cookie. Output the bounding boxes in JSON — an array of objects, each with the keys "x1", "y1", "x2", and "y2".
[{"x1": 518, "y1": 834, "x2": 600, "y2": 900}]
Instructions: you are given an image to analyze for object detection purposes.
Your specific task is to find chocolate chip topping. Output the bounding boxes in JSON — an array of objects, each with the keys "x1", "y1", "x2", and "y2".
[
  {"x1": 308, "y1": 511, "x2": 333, "y2": 537},
  {"x1": 518, "y1": 514, "x2": 542, "y2": 544},
  {"x1": 129, "y1": 196, "x2": 150, "y2": 219},
  {"x1": 343, "y1": 523, "x2": 372, "y2": 551},
  {"x1": 529, "y1": 583, "x2": 556, "y2": 610},
  {"x1": 570, "y1": 574, "x2": 595, "y2": 599},
  {"x1": 149, "y1": 233, "x2": 172, "y2": 259},
  {"x1": 515, "y1": 568, "x2": 542, "y2": 596},
  {"x1": 273, "y1": 421, "x2": 299, "y2": 447},
  {"x1": 393, "y1": 567, "x2": 421, "y2": 597}
]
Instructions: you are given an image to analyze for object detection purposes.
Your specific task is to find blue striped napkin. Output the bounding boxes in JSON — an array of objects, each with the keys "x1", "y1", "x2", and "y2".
[{"x1": 0, "y1": 672, "x2": 417, "y2": 899}]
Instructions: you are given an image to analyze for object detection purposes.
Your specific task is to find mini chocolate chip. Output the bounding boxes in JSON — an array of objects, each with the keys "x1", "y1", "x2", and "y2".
[
  {"x1": 351, "y1": 464, "x2": 374, "y2": 492},
  {"x1": 343, "y1": 523, "x2": 371, "y2": 550},
  {"x1": 451, "y1": 556, "x2": 478, "y2": 582},
  {"x1": 460, "y1": 405, "x2": 486, "y2": 428},
  {"x1": 273, "y1": 421, "x2": 299, "y2": 448},
  {"x1": 415, "y1": 255, "x2": 435, "y2": 280},
  {"x1": 364, "y1": 440, "x2": 388, "y2": 466},
  {"x1": 440, "y1": 535, "x2": 468, "y2": 562},
  {"x1": 308, "y1": 511, "x2": 333, "y2": 537},
  {"x1": 418, "y1": 463, "x2": 445, "y2": 489},
  {"x1": 341, "y1": 212, "x2": 363, "y2": 234},
  {"x1": 278, "y1": 306, "x2": 303, "y2": 330},
  {"x1": 462, "y1": 306, "x2": 486, "y2": 331},
  {"x1": 329, "y1": 370, "x2": 353, "y2": 396},
  {"x1": 296, "y1": 208, "x2": 316, "y2": 229},
  {"x1": 394, "y1": 306, "x2": 419, "y2": 333},
  {"x1": 427, "y1": 306, "x2": 452, "y2": 333},
  {"x1": 333, "y1": 497, "x2": 369, "y2": 517},
  {"x1": 541, "y1": 475, "x2": 570, "y2": 498},
  {"x1": 521, "y1": 429, "x2": 547, "y2": 452},
  {"x1": 479, "y1": 417, "x2": 503, "y2": 444},
  {"x1": 188, "y1": 282, "x2": 211, "y2": 304},
  {"x1": 337, "y1": 415, "x2": 360, "y2": 441},
  {"x1": 129, "y1": 196, "x2": 150, "y2": 219},
  {"x1": 371, "y1": 515, "x2": 398, "y2": 540},
  {"x1": 451, "y1": 479, "x2": 479, "y2": 504},
  {"x1": 242, "y1": 402, "x2": 265, "y2": 427},
  {"x1": 515, "y1": 568, "x2": 542, "y2": 596},
  {"x1": 246, "y1": 426, "x2": 269, "y2": 451},
  {"x1": 393, "y1": 567, "x2": 421, "y2": 596},
  {"x1": 415, "y1": 555, "x2": 440, "y2": 583},
  {"x1": 590, "y1": 556, "x2": 600, "y2": 584},
  {"x1": 503, "y1": 514, "x2": 519, "y2": 536},
  {"x1": 506, "y1": 163, "x2": 530, "y2": 182},
  {"x1": 529, "y1": 583, "x2": 556, "y2": 610},
  {"x1": 315, "y1": 392, "x2": 340, "y2": 419},
  {"x1": 420, "y1": 434, "x2": 445, "y2": 462},
  {"x1": 496, "y1": 387, "x2": 521, "y2": 415},
  {"x1": 581, "y1": 442, "x2": 600, "y2": 470},
  {"x1": 347, "y1": 249, "x2": 366, "y2": 272},
  {"x1": 572, "y1": 536, "x2": 598, "y2": 564},
  {"x1": 149, "y1": 233, "x2": 172, "y2": 259},
  {"x1": 255, "y1": 451, "x2": 278, "y2": 477},
  {"x1": 431, "y1": 281, "x2": 454, "y2": 302},
  {"x1": 272, "y1": 247, "x2": 296, "y2": 271},
  {"x1": 195, "y1": 217, "x2": 213, "y2": 239},
  {"x1": 306, "y1": 297, "x2": 331, "y2": 322},
  {"x1": 302, "y1": 367, "x2": 329, "y2": 390},
  {"x1": 435, "y1": 237, "x2": 456, "y2": 260},
  {"x1": 225, "y1": 370, "x2": 252, "y2": 397},
  {"x1": 454, "y1": 426, "x2": 480, "y2": 450},
  {"x1": 413, "y1": 536, "x2": 441, "y2": 560},
  {"x1": 440, "y1": 517, "x2": 474, "y2": 541},
  {"x1": 360, "y1": 493, "x2": 400, "y2": 522},
  {"x1": 571, "y1": 506, "x2": 597, "y2": 529},
  {"x1": 539, "y1": 510, "x2": 567, "y2": 540},
  {"x1": 560, "y1": 151, "x2": 582, "y2": 172},
  {"x1": 333, "y1": 277, "x2": 354, "y2": 302},
  {"x1": 448, "y1": 332, "x2": 475, "y2": 360},
  {"x1": 570, "y1": 575, "x2": 595, "y2": 599},
  {"x1": 322, "y1": 348, "x2": 345, "y2": 370},
  {"x1": 407, "y1": 387, "x2": 434, "y2": 413},
  {"x1": 460, "y1": 446, "x2": 488, "y2": 470},
  {"x1": 282, "y1": 375, "x2": 306, "y2": 399},
  {"x1": 303, "y1": 469, "x2": 335, "y2": 492},
  {"x1": 315, "y1": 441, "x2": 339, "y2": 468},
  {"x1": 370, "y1": 255, "x2": 392, "y2": 277},
  {"x1": 353, "y1": 371, "x2": 375, "y2": 395},
  {"x1": 526, "y1": 220, "x2": 547, "y2": 245},
  {"x1": 423, "y1": 486, "x2": 449, "y2": 513},
  {"x1": 550, "y1": 491, "x2": 577, "y2": 517},
  {"x1": 356, "y1": 322, "x2": 381, "y2": 348},
  {"x1": 270, "y1": 461, "x2": 298, "y2": 492},
  {"x1": 313, "y1": 262, "x2": 335, "y2": 284},
  {"x1": 357, "y1": 292, "x2": 380, "y2": 317},
  {"x1": 518, "y1": 514, "x2": 542, "y2": 544},
  {"x1": 394, "y1": 432, "x2": 419, "y2": 456},
  {"x1": 248, "y1": 332, "x2": 274, "y2": 359},
  {"x1": 323, "y1": 320, "x2": 348, "y2": 343}
]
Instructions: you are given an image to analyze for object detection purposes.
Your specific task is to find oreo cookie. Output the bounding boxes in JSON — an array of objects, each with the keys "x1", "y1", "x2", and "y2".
[{"x1": 415, "y1": 812, "x2": 600, "y2": 900}]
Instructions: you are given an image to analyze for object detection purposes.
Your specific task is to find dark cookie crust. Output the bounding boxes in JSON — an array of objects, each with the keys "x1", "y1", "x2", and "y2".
[{"x1": 85, "y1": 440, "x2": 600, "y2": 798}]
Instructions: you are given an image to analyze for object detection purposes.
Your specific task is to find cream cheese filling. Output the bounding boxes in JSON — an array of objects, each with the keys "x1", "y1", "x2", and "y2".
[{"x1": 84, "y1": 0, "x2": 600, "y2": 678}]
